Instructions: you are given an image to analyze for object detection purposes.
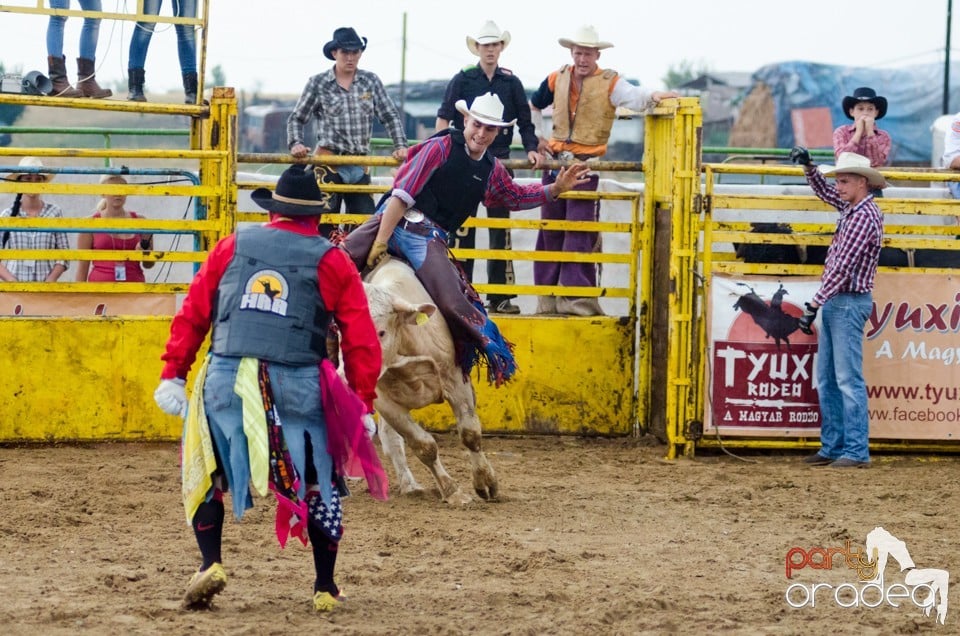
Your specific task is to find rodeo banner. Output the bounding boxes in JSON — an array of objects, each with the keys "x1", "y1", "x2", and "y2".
[{"x1": 707, "y1": 273, "x2": 960, "y2": 440}]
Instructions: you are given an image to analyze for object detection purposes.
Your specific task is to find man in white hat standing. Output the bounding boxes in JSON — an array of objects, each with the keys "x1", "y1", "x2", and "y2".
[
  {"x1": 343, "y1": 93, "x2": 591, "y2": 386},
  {"x1": 790, "y1": 147, "x2": 886, "y2": 469},
  {"x1": 435, "y1": 20, "x2": 542, "y2": 315},
  {"x1": 529, "y1": 25, "x2": 678, "y2": 316}
]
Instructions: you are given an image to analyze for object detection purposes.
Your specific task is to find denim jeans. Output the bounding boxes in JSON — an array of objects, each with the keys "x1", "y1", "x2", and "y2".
[
  {"x1": 201, "y1": 354, "x2": 333, "y2": 520},
  {"x1": 128, "y1": 0, "x2": 197, "y2": 73},
  {"x1": 816, "y1": 292, "x2": 872, "y2": 462},
  {"x1": 47, "y1": 0, "x2": 102, "y2": 59}
]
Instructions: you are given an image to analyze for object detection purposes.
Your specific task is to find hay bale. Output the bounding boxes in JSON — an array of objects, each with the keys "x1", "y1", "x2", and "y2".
[{"x1": 729, "y1": 82, "x2": 776, "y2": 148}]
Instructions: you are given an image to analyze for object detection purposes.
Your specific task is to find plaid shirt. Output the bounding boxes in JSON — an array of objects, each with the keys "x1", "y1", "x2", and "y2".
[
  {"x1": 832, "y1": 124, "x2": 892, "y2": 167},
  {"x1": 390, "y1": 133, "x2": 551, "y2": 214},
  {"x1": 286, "y1": 68, "x2": 407, "y2": 154},
  {"x1": 805, "y1": 167, "x2": 883, "y2": 306},
  {"x1": 0, "y1": 201, "x2": 70, "y2": 281}
]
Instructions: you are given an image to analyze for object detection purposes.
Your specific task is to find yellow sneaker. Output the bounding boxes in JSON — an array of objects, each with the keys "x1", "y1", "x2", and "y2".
[
  {"x1": 183, "y1": 563, "x2": 227, "y2": 608},
  {"x1": 313, "y1": 590, "x2": 342, "y2": 612}
]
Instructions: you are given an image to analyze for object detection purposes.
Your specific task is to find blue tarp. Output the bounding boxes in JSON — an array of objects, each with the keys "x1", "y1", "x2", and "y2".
[{"x1": 752, "y1": 61, "x2": 960, "y2": 164}]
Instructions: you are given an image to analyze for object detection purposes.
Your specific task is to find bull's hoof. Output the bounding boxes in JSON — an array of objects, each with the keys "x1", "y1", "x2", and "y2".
[
  {"x1": 475, "y1": 483, "x2": 500, "y2": 501},
  {"x1": 443, "y1": 487, "x2": 473, "y2": 506}
]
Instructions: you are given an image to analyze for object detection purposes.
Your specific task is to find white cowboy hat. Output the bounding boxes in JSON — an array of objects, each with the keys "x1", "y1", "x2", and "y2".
[
  {"x1": 455, "y1": 93, "x2": 516, "y2": 127},
  {"x1": 9, "y1": 156, "x2": 54, "y2": 182},
  {"x1": 819, "y1": 152, "x2": 887, "y2": 189},
  {"x1": 558, "y1": 25, "x2": 613, "y2": 50},
  {"x1": 466, "y1": 21, "x2": 511, "y2": 56}
]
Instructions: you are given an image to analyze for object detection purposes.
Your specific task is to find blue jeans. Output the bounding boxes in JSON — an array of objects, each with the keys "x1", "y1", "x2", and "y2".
[
  {"x1": 201, "y1": 355, "x2": 334, "y2": 520},
  {"x1": 128, "y1": 0, "x2": 197, "y2": 73},
  {"x1": 47, "y1": 0, "x2": 102, "y2": 59},
  {"x1": 816, "y1": 292, "x2": 872, "y2": 462}
]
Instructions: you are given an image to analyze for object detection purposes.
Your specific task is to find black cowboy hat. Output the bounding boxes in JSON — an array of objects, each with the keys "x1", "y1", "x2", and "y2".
[
  {"x1": 842, "y1": 87, "x2": 888, "y2": 120},
  {"x1": 323, "y1": 27, "x2": 368, "y2": 61},
  {"x1": 251, "y1": 164, "x2": 332, "y2": 216}
]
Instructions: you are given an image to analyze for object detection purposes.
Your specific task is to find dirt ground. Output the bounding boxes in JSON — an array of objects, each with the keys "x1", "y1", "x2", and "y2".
[{"x1": 1, "y1": 434, "x2": 957, "y2": 635}]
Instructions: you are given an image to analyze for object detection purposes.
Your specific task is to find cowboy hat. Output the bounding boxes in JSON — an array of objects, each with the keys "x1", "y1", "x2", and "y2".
[
  {"x1": 558, "y1": 25, "x2": 613, "y2": 50},
  {"x1": 251, "y1": 164, "x2": 334, "y2": 216},
  {"x1": 455, "y1": 93, "x2": 517, "y2": 127},
  {"x1": 819, "y1": 152, "x2": 887, "y2": 189},
  {"x1": 322, "y1": 27, "x2": 368, "y2": 61},
  {"x1": 466, "y1": 21, "x2": 511, "y2": 56},
  {"x1": 9, "y1": 156, "x2": 53, "y2": 182},
  {"x1": 842, "y1": 87, "x2": 888, "y2": 120}
]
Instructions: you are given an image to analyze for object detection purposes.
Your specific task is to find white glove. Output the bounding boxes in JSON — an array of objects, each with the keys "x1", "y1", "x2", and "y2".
[
  {"x1": 362, "y1": 413, "x2": 378, "y2": 439},
  {"x1": 154, "y1": 378, "x2": 187, "y2": 417}
]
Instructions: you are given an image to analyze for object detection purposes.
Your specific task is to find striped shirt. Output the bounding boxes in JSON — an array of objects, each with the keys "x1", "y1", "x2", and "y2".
[
  {"x1": 805, "y1": 167, "x2": 883, "y2": 306},
  {"x1": 0, "y1": 201, "x2": 70, "y2": 281},
  {"x1": 390, "y1": 134, "x2": 552, "y2": 213},
  {"x1": 286, "y1": 68, "x2": 407, "y2": 154}
]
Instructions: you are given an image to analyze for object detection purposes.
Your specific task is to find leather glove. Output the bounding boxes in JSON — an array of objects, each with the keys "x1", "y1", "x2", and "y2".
[
  {"x1": 789, "y1": 146, "x2": 812, "y2": 166},
  {"x1": 154, "y1": 378, "x2": 187, "y2": 417},
  {"x1": 362, "y1": 413, "x2": 378, "y2": 439},
  {"x1": 798, "y1": 302, "x2": 818, "y2": 335},
  {"x1": 366, "y1": 241, "x2": 389, "y2": 269}
]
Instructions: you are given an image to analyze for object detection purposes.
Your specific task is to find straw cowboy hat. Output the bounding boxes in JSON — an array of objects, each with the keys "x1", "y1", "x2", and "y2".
[
  {"x1": 322, "y1": 27, "x2": 368, "y2": 61},
  {"x1": 842, "y1": 87, "x2": 888, "y2": 120},
  {"x1": 819, "y1": 152, "x2": 887, "y2": 189},
  {"x1": 455, "y1": 93, "x2": 517, "y2": 127},
  {"x1": 9, "y1": 156, "x2": 54, "y2": 182},
  {"x1": 558, "y1": 25, "x2": 613, "y2": 50},
  {"x1": 251, "y1": 164, "x2": 334, "y2": 216},
  {"x1": 466, "y1": 21, "x2": 511, "y2": 56}
]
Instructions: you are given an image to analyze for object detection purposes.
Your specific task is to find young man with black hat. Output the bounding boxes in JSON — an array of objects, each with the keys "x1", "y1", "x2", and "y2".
[
  {"x1": 833, "y1": 87, "x2": 891, "y2": 168},
  {"x1": 435, "y1": 20, "x2": 543, "y2": 314},
  {"x1": 154, "y1": 164, "x2": 385, "y2": 612},
  {"x1": 790, "y1": 147, "x2": 886, "y2": 469},
  {"x1": 287, "y1": 26, "x2": 408, "y2": 226}
]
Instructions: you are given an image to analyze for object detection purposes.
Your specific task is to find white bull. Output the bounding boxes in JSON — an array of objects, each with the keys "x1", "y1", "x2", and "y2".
[{"x1": 361, "y1": 258, "x2": 498, "y2": 505}]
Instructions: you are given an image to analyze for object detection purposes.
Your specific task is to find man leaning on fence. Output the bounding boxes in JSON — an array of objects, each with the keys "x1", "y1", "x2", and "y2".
[
  {"x1": 287, "y1": 26, "x2": 408, "y2": 237},
  {"x1": 529, "y1": 25, "x2": 677, "y2": 316}
]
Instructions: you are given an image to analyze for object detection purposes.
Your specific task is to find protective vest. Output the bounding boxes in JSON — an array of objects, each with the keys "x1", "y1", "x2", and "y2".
[
  {"x1": 551, "y1": 66, "x2": 618, "y2": 147},
  {"x1": 211, "y1": 225, "x2": 333, "y2": 364},
  {"x1": 414, "y1": 129, "x2": 493, "y2": 232}
]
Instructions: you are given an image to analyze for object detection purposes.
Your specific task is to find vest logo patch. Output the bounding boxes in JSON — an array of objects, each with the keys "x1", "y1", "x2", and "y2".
[{"x1": 240, "y1": 269, "x2": 289, "y2": 316}]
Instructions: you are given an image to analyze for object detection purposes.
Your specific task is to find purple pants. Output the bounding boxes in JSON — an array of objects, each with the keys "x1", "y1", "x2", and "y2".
[{"x1": 533, "y1": 171, "x2": 601, "y2": 288}]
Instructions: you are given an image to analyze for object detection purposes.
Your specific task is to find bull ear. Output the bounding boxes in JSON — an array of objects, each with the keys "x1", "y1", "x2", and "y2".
[{"x1": 390, "y1": 296, "x2": 436, "y2": 326}]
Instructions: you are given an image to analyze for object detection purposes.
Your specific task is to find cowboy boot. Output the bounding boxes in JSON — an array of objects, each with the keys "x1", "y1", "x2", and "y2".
[
  {"x1": 46, "y1": 55, "x2": 82, "y2": 97},
  {"x1": 127, "y1": 68, "x2": 146, "y2": 102},
  {"x1": 76, "y1": 57, "x2": 112, "y2": 98},
  {"x1": 182, "y1": 72, "x2": 198, "y2": 104}
]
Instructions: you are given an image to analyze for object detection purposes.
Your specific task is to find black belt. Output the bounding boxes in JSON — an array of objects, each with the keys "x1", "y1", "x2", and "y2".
[{"x1": 398, "y1": 219, "x2": 447, "y2": 239}]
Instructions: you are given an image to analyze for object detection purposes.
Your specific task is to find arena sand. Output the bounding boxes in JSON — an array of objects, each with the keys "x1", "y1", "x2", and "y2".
[{"x1": 1, "y1": 435, "x2": 956, "y2": 635}]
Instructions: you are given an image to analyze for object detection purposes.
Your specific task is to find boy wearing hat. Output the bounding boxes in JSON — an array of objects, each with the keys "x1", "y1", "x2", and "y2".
[
  {"x1": 154, "y1": 164, "x2": 385, "y2": 612},
  {"x1": 287, "y1": 27, "x2": 408, "y2": 226},
  {"x1": 833, "y1": 87, "x2": 891, "y2": 168},
  {"x1": 529, "y1": 25, "x2": 678, "y2": 315},
  {"x1": 343, "y1": 93, "x2": 591, "y2": 386},
  {"x1": 790, "y1": 147, "x2": 886, "y2": 469},
  {"x1": 0, "y1": 157, "x2": 69, "y2": 282},
  {"x1": 435, "y1": 20, "x2": 542, "y2": 315}
]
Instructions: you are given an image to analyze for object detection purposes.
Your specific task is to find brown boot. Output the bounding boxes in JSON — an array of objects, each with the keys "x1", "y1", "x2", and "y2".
[
  {"x1": 76, "y1": 57, "x2": 112, "y2": 98},
  {"x1": 46, "y1": 55, "x2": 82, "y2": 97}
]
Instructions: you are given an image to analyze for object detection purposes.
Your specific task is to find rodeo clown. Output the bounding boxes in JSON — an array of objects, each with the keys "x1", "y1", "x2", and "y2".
[
  {"x1": 343, "y1": 92, "x2": 591, "y2": 385},
  {"x1": 154, "y1": 164, "x2": 387, "y2": 612}
]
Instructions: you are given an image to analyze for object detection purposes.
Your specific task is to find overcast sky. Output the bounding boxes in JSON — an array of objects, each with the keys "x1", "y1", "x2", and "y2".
[{"x1": 0, "y1": 0, "x2": 956, "y2": 96}]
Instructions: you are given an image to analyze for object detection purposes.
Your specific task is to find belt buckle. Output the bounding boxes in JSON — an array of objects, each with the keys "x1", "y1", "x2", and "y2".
[
  {"x1": 403, "y1": 209, "x2": 425, "y2": 223},
  {"x1": 557, "y1": 151, "x2": 575, "y2": 162}
]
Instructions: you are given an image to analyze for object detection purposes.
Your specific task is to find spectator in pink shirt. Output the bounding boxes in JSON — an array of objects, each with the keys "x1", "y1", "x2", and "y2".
[{"x1": 833, "y1": 87, "x2": 891, "y2": 167}]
